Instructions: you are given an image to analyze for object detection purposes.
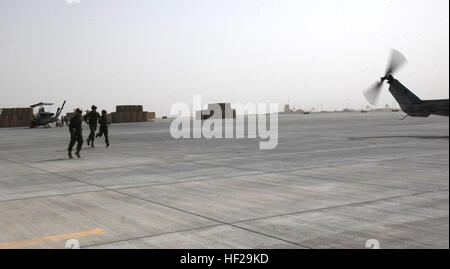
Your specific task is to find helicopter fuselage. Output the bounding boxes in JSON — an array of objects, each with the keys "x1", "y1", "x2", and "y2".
[{"x1": 387, "y1": 77, "x2": 449, "y2": 117}]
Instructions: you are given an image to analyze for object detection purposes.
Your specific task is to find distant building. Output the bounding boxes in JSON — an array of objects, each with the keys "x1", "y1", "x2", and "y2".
[
  {"x1": 284, "y1": 104, "x2": 294, "y2": 113},
  {"x1": 280, "y1": 104, "x2": 304, "y2": 114}
]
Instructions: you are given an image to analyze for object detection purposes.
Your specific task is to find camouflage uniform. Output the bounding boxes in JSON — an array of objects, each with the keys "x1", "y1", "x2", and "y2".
[
  {"x1": 84, "y1": 110, "x2": 101, "y2": 147},
  {"x1": 96, "y1": 114, "x2": 110, "y2": 147},
  {"x1": 68, "y1": 114, "x2": 83, "y2": 156}
]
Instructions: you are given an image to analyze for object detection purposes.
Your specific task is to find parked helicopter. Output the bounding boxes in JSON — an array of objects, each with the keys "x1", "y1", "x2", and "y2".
[
  {"x1": 30, "y1": 100, "x2": 66, "y2": 128},
  {"x1": 364, "y1": 49, "x2": 449, "y2": 118}
]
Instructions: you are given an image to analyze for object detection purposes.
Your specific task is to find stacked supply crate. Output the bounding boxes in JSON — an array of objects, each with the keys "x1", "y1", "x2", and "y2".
[
  {"x1": 0, "y1": 108, "x2": 34, "y2": 128},
  {"x1": 111, "y1": 105, "x2": 155, "y2": 123},
  {"x1": 196, "y1": 103, "x2": 236, "y2": 120}
]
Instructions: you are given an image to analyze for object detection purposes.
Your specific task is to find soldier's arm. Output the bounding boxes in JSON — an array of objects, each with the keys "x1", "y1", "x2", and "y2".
[{"x1": 69, "y1": 120, "x2": 77, "y2": 137}]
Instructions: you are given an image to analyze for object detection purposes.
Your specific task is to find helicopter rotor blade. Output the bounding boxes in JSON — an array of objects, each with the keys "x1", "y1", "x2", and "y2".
[
  {"x1": 385, "y1": 49, "x2": 407, "y2": 76},
  {"x1": 364, "y1": 80, "x2": 384, "y2": 105}
]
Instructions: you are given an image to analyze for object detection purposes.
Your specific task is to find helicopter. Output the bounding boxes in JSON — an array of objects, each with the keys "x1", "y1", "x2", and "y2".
[
  {"x1": 364, "y1": 49, "x2": 449, "y2": 119},
  {"x1": 30, "y1": 100, "x2": 66, "y2": 128}
]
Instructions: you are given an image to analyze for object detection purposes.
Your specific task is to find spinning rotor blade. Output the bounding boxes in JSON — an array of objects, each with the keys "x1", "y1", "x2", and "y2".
[
  {"x1": 385, "y1": 49, "x2": 407, "y2": 75},
  {"x1": 364, "y1": 80, "x2": 384, "y2": 105},
  {"x1": 363, "y1": 49, "x2": 408, "y2": 106}
]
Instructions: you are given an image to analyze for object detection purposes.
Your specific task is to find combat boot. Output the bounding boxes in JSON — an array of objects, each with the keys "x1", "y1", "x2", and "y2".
[
  {"x1": 68, "y1": 151, "x2": 73, "y2": 159},
  {"x1": 86, "y1": 139, "x2": 90, "y2": 146},
  {"x1": 75, "y1": 151, "x2": 81, "y2": 158}
]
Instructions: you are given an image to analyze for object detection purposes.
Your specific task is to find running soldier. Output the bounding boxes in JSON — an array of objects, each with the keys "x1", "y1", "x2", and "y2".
[
  {"x1": 96, "y1": 109, "x2": 110, "y2": 147},
  {"x1": 68, "y1": 108, "x2": 83, "y2": 159},
  {"x1": 84, "y1": 105, "x2": 101, "y2": 148}
]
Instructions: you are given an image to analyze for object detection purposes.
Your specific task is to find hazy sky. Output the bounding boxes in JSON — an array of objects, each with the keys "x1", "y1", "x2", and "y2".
[{"x1": 0, "y1": 0, "x2": 448, "y2": 115}]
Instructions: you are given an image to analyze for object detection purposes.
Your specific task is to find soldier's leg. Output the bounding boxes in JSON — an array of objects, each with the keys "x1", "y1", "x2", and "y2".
[
  {"x1": 68, "y1": 135, "x2": 76, "y2": 152},
  {"x1": 75, "y1": 134, "x2": 83, "y2": 158},
  {"x1": 104, "y1": 128, "x2": 109, "y2": 147},
  {"x1": 76, "y1": 135, "x2": 83, "y2": 151},
  {"x1": 96, "y1": 128, "x2": 103, "y2": 138},
  {"x1": 89, "y1": 125, "x2": 96, "y2": 142},
  {"x1": 90, "y1": 125, "x2": 97, "y2": 147},
  {"x1": 68, "y1": 134, "x2": 76, "y2": 158}
]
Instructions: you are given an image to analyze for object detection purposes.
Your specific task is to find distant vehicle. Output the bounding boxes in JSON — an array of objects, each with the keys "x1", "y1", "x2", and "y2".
[
  {"x1": 30, "y1": 100, "x2": 66, "y2": 128},
  {"x1": 364, "y1": 49, "x2": 449, "y2": 118}
]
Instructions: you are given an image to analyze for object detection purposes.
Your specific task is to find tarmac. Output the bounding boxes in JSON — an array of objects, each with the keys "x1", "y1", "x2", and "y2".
[{"x1": 0, "y1": 112, "x2": 448, "y2": 249}]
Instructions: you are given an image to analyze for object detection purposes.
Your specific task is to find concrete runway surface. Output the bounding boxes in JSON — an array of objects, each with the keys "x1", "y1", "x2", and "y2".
[{"x1": 0, "y1": 112, "x2": 448, "y2": 249}]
